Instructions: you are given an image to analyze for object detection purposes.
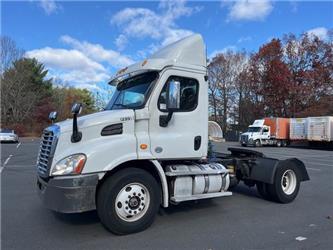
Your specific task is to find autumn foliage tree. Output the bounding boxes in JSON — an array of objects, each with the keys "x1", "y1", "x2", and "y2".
[{"x1": 208, "y1": 30, "x2": 333, "y2": 134}]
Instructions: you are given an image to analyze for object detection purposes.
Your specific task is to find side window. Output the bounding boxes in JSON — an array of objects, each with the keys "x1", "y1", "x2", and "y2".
[{"x1": 158, "y1": 76, "x2": 199, "y2": 112}]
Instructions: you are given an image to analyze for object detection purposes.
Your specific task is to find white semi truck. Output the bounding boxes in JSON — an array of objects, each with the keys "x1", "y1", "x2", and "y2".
[
  {"x1": 240, "y1": 118, "x2": 290, "y2": 147},
  {"x1": 37, "y1": 35, "x2": 309, "y2": 235}
]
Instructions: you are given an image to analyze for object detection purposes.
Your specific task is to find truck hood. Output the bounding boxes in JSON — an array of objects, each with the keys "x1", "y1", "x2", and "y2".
[{"x1": 55, "y1": 110, "x2": 133, "y2": 133}]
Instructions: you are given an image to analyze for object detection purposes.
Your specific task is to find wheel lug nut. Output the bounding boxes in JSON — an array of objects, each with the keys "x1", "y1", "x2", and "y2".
[
  {"x1": 134, "y1": 211, "x2": 137, "y2": 214},
  {"x1": 125, "y1": 201, "x2": 128, "y2": 204},
  {"x1": 133, "y1": 192, "x2": 136, "y2": 196},
  {"x1": 128, "y1": 195, "x2": 131, "y2": 198},
  {"x1": 125, "y1": 206, "x2": 128, "y2": 210},
  {"x1": 141, "y1": 197, "x2": 144, "y2": 200},
  {"x1": 139, "y1": 208, "x2": 141, "y2": 211},
  {"x1": 129, "y1": 210, "x2": 132, "y2": 214},
  {"x1": 138, "y1": 193, "x2": 141, "y2": 196}
]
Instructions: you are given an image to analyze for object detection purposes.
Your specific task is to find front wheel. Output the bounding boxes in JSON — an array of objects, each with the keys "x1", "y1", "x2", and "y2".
[
  {"x1": 255, "y1": 140, "x2": 261, "y2": 147},
  {"x1": 97, "y1": 168, "x2": 161, "y2": 235}
]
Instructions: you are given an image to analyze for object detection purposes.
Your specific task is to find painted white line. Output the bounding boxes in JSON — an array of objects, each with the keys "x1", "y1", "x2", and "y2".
[
  {"x1": 3, "y1": 155, "x2": 13, "y2": 166},
  {"x1": 305, "y1": 161, "x2": 333, "y2": 167},
  {"x1": 295, "y1": 236, "x2": 307, "y2": 241},
  {"x1": 306, "y1": 167, "x2": 321, "y2": 171},
  {"x1": 16, "y1": 142, "x2": 21, "y2": 148}
]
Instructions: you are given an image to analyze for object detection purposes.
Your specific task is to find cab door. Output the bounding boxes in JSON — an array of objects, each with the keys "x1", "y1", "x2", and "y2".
[
  {"x1": 148, "y1": 69, "x2": 207, "y2": 159},
  {"x1": 261, "y1": 127, "x2": 270, "y2": 140}
]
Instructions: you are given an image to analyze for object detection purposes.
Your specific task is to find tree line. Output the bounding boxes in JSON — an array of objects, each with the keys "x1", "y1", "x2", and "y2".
[
  {"x1": 208, "y1": 31, "x2": 333, "y2": 135},
  {"x1": 0, "y1": 36, "x2": 96, "y2": 136}
]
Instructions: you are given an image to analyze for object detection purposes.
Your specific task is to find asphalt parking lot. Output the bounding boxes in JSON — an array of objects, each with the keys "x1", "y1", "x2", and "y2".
[{"x1": 1, "y1": 140, "x2": 333, "y2": 250}]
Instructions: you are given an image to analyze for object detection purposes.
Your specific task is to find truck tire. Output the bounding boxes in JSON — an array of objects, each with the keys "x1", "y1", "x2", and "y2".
[
  {"x1": 266, "y1": 164, "x2": 301, "y2": 203},
  {"x1": 282, "y1": 140, "x2": 288, "y2": 147},
  {"x1": 255, "y1": 140, "x2": 261, "y2": 147},
  {"x1": 276, "y1": 140, "x2": 282, "y2": 147},
  {"x1": 97, "y1": 168, "x2": 161, "y2": 235}
]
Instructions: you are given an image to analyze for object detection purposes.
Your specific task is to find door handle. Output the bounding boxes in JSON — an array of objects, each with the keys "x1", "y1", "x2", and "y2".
[{"x1": 194, "y1": 136, "x2": 201, "y2": 151}]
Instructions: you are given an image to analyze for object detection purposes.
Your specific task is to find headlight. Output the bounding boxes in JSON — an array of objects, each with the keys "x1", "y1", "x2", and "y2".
[{"x1": 51, "y1": 154, "x2": 86, "y2": 176}]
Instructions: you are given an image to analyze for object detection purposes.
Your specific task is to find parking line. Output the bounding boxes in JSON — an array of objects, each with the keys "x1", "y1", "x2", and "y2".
[
  {"x1": 16, "y1": 142, "x2": 21, "y2": 149},
  {"x1": 4, "y1": 155, "x2": 13, "y2": 166},
  {"x1": 306, "y1": 167, "x2": 321, "y2": 171},
  {"x1": 305, "y1": 161, "x2": 333, "y2": 167},
  {"x1": 1, "y1": 154, "x2": 13, "y2": 173}
]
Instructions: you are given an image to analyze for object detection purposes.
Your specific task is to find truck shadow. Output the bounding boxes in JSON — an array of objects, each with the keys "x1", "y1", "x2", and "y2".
[
  {"x1": 52, "y1": 210, "x2": 100, "y2": 225},
  {"x1": 51, "y1": 185, "x2": 264, "y2": 225},
  {"x1": 159, "y1": 198, "x2": 219, "y2": 215}
]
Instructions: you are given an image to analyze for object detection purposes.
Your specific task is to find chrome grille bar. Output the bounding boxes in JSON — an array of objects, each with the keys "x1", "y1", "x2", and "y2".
[{"x1": 36, "y1": 125, "x2": 60, "y2": 178}]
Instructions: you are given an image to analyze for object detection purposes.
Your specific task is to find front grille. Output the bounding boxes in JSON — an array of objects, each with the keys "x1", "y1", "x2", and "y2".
[
  {"x1": 241, "y1": 135, "x2": 248, "y2": 143},
  {"x1": 37, "y1": 125, "x2": 59, "y2": 177}
]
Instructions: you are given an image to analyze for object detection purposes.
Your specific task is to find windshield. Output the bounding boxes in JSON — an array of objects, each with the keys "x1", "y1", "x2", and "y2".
[
  {"x1": 247, "y1": 127, "x2": 261, "y2": 133},
  {"x1": 105, "y1": 71, "x2": 159, "y2": 110},
  {"x1": 0, "y1": 129, "x2": 13, "y2": 133}
]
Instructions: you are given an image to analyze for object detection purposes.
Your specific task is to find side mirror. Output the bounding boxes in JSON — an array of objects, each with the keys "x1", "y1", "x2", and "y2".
[
  {"x1": 71, "y1": 103, "x2": 82, "y2": 115},
  {"x1": 160, "y1": 80, "x2": 181, "y2": 127},
  {"x1": 49, "y1": 111, "x2": 57, "y2": 123},
  {"x1": 166, "y1": 80, "x2": 180, "y2": 111}
]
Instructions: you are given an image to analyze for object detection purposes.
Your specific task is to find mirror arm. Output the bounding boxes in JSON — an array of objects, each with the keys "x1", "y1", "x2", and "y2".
[
  {"x1": 71, "y1": 113, "x2": 82, "y2": 143},
  {"x1": 159, "y1": 111, "x2": 174, "y2": 127}
]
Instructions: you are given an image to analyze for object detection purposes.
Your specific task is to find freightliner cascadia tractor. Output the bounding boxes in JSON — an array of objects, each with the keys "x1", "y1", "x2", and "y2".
[{"x1": 36, "y1": 34, "x2": 309, "y2": 235}]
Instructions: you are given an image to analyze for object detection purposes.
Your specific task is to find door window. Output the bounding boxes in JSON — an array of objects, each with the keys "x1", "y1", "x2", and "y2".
[{"x1": 158, "y1": 76, "x2": 199, "y2": 112}]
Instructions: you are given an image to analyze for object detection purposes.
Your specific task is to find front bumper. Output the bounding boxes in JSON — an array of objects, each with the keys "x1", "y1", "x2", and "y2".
[
  {"x1": 241, "y1": 139, "x2": 254, "y2": 146},
  {"x1": 37, "y1": 174, "x2": 99, "y2": 213}
]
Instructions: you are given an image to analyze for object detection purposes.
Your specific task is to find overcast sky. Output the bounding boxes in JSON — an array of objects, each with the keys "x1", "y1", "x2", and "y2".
[{"x1": 3, "y1": 0, "x2": 333, "y2": 92}]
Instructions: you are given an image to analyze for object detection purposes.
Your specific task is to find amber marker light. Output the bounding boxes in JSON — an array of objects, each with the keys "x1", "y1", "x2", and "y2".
[
  {"x1": 142, "y1": 60, "x2": 148, "y2": 66},
  {"x1": 140, "y1": 144, "x2": 148, "y2": 150}
]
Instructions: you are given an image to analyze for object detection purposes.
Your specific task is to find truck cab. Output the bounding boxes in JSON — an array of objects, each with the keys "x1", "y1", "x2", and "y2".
[
  {"x1": 36, "y1": 35, "x2": 309, "y2": 235},
  {"x1": 240, "y1": 122, "x2": 270, "y2": 147},
  {"x1": 240, "y1": 119, "x2": 270, "y2": 146}
]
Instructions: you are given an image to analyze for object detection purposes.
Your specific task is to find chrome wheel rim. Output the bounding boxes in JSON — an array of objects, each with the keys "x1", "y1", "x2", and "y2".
[
  {"x1": 115, "y1": 182, "x2": 150, "y2": 222},
  {"x1": 281, "y1": 170, "x2": 297, "y2": 195}
]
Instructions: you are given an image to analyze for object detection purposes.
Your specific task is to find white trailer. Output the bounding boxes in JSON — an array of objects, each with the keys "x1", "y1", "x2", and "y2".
[
  {"x1": 290, "y1": 118, "x2": 308, "y2": 140},
  {"x1": 307, "y1": 116, "x2": 333, "y2": 142},
  {"x1": 36, "y1": 34, "x2": 309, "y2": 235}
]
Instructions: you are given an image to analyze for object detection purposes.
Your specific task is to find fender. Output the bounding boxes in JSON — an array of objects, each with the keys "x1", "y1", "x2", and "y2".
[
  {"x1": 249, "y1": 157, "x2": 310, "y2": 184},
  {"x1": 150, "y1": 160, "x2": 169, "y2": 208}
]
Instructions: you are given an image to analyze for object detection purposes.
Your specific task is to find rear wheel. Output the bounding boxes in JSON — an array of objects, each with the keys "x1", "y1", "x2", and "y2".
[
  {"x1": 282, "y1": 140, "x2": 288, "y2": 147},
  {"x1": 97, "y1": 168, "x2": 161, "y2": 235},
  {"x1": 266, "y1": 164, "x2": 300, "y2": 203},
  {"x1": 276, "y1": 140, "x2": 282, "y2": 147}
]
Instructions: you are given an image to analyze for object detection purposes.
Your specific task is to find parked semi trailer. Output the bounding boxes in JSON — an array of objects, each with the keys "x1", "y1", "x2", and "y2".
[
  {"x1": 307, "y1": 116, "x2": 333, "y2": 144},
  {"x1": 36, "y1": 34, "x2": 309, "y2": 235},
  {"x1": 290, "y1": 118, "x2": 308, "y2": 141},
  {"x1": 240, "y1": 118, "x2": 290, "y2": 147}
]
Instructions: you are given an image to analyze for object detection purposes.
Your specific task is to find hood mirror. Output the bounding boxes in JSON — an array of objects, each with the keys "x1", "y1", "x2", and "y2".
[
  {"x1": 49, "y1": 111, "x2": 57, "y2": 123},
  {"x1": 71, "y1": 103, "x2": 82, "y2": 143},
  {"x1": 71, "y1": 103, "x2": 82, "y2": 115}
]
